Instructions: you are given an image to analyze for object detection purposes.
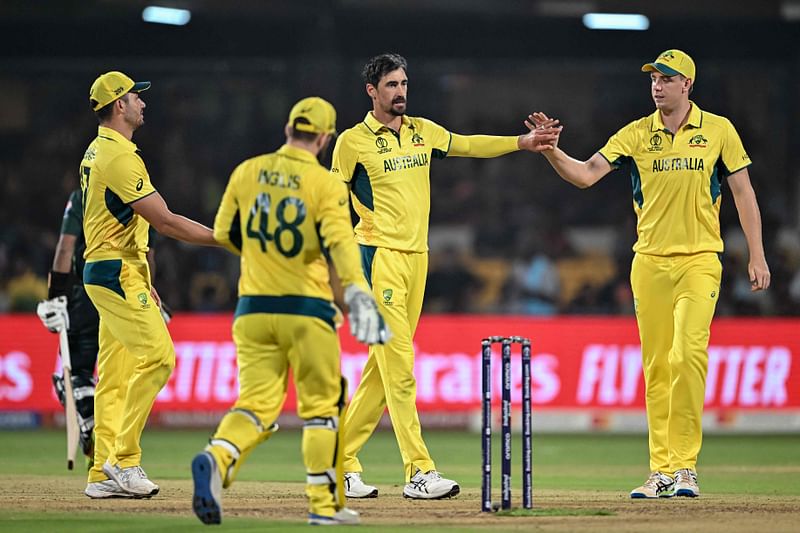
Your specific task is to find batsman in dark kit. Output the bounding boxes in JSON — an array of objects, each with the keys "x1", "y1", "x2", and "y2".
[{"x1": 37, "y1": 189, "x2": 102, "y2": 466}]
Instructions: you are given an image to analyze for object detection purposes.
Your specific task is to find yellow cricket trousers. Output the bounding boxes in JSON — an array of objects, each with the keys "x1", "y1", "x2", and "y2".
[
  {"x1": 83, "y1": 258, "x2": 175, "y2": 483},
  {"x1": 209, "y1": 298, "x2": 344, "y2": 517},
  {"x1": 631, "y1": 252, "x2": 721, "y2": 474},
  {"x1": 342, "y1": 247, "x2": 433, "y2": 482}
]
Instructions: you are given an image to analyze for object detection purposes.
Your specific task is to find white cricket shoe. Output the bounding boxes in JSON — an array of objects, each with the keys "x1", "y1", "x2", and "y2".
[
  {"x1": 402, "y1": 470, "x2": 460, "y2": 500},
  {"x1": 308, "y1": 507, "x2": 360, "y2": 525},
  {"x1": 630, "y1": 472, "x2": 675, "y2": 499},
  {"x1": 674, "y1": 468, "x2": 700, "y2": 497},
  {"x1": 84, "y1": 479, "x2": 141, "y2": 499},
  {"x1": 192, "y1": 451, "x2": 223, "y2": 524},
  {"x1": 344, "y1": 472, "x2": 378, "y2": 498},
  {"x1": 102, "y1": 460, "x2": 160, "y2": 497}
]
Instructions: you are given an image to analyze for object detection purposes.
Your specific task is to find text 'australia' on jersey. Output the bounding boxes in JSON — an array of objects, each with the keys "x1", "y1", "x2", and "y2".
[
  {"x1": 598, "y1": 103, "x2": 751, "y2": 256},
  {"x1": 213, "y1": 144, "x2": 364, "y2": 300},
  {"x1": 330, "y1": 113, "x2": 452, "y2": 253},
  {"x1": 80, "y1": 126, "x2": 155, "y2": 262}
]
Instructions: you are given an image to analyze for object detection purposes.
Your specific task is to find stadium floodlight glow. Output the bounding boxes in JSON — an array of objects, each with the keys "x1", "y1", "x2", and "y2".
[
  {"x1": 582, "y1": 13, "x2": 649, "y2": 31},
  {"x1": 142, "y1": 6, "x2": 191, "y2": 26}
]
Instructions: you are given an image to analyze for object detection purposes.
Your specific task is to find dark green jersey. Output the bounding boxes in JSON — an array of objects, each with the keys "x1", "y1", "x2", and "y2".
[{"x1": 60, "y1": 189, "x2": 87, "y2": 282}]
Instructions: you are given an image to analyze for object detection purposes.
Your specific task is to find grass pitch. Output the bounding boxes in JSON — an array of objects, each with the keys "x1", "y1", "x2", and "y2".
[{"x1": 0, "y1": 429, "x2": 798, "y2": 531}]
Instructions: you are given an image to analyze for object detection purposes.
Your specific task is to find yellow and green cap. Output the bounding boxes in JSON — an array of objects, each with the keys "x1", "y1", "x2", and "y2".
[
  {"x1": 287, "y1": 96, "x2": 337, "y2": 135},
  {"x1": 89, "y1": 71, "x2": 151, "y2": 111},
  {"x1": 641, "y1": 49, "x2": 696, "y2": 81}
]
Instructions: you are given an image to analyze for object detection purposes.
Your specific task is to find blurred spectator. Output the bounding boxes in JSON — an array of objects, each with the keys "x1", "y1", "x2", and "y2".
[
  {"x1": 505, "y1": 230, "x2": 568, "y2": 315},
  {"x1": 6, "y1": 264, "x2": 47, "y2": 311},
  {"x1": 425, "y1": 247, "x2": 482, "y2": 313}
]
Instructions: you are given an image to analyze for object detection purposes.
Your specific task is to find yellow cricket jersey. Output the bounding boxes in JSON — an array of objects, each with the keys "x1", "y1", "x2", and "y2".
[
  {"x1": 80, "y1": 126, "x2": 156, "y2": 261},
  {"x1": 331, "y1": 112, "x2": 518, "y2": 252},
  {"x1": 598, "y1": 102, "x2": 751, "y2": 256},
  {"x1": 214, "y1": 144, "x2": 366, "y2": 302}
]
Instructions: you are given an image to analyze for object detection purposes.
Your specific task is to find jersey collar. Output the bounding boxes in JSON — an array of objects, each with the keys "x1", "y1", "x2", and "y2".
[
  {"x1": 97, "y1": 126, "x2": 138, "y2": 150},
  {"x1": 651, "y1": 101, "x2": 703, "y2": 132},
  {"x1": 277, "y1": 143, "x2": 318, "y2": 163},
  {"x1": 363, "y1": 112, "x2": 412, "y2": 135}
]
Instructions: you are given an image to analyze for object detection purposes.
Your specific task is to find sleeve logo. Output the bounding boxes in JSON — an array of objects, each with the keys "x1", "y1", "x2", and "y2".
[{"x1": 136, "y1": 178, "x2": 143, "y2": 191}]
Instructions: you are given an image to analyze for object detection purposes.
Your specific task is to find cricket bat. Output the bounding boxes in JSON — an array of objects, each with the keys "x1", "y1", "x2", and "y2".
[{"x1": 59, "y1": 328, "x2": 80, "y2": 470}]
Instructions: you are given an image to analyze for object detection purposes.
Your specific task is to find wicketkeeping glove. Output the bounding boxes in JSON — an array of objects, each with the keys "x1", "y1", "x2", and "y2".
[
  {"x1": 343, "y1": 284, "x2": 391, "y2": 345},
  {"x1": 36, "y1": 295, "x2": 69, "y2": 333}
]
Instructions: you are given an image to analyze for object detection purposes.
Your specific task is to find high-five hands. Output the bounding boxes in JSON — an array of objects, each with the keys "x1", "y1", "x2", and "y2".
[
  {"x1": 343, "y1": 284, "x2": 391, "y2": 345},
  {"x1": 520, "y1": 112, "x2": 562, "y2": 152}
]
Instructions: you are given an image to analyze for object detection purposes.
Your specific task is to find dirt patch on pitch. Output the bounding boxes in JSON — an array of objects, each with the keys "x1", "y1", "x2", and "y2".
[{"x1": 4, "y1": 476, "x2": 799, "y2": 532}]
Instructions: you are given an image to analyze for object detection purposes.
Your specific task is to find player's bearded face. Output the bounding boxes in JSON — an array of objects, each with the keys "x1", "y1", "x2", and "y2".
[
  {"x1": 122, "y1": 93, "x2": 146, "y2": 128},
  {"x1": 377, "y1": 68, "x2": 408, "y2": 116}
]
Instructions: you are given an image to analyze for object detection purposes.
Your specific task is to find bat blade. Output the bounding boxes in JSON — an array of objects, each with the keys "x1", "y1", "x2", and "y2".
[{"x1": 59, "y1": 329, "x2": 80, "y2": 470}]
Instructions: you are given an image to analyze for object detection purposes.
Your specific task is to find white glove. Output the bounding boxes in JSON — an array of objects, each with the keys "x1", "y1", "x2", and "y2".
[
  {"x1": 36, "y1": 296, "x2": 69, "y2": 333},
  {"x1": 343, "y1": 284, "x2": 391, "y2": 345}
]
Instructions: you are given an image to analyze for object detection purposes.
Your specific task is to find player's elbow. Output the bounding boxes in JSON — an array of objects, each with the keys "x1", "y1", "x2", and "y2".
[{"x1": 150, "y1": 211, "x2": 180, "y2": 236}]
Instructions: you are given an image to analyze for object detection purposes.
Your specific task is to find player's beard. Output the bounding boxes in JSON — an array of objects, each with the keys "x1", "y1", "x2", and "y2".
[{"x1": 389, "y1": 98, "x2": 406, "y2": 117}]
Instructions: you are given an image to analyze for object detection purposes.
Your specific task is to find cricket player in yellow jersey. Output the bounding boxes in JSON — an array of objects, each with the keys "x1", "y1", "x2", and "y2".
[
  {"x1": 190, "y1": 97, "x2": 388, "y2": 526},
  {"x1": 530, "y1": 50, "x2": 770, "y2": 499},
  {"x1": 80, "y1": 71, "x2": 218, "y2": 499},
  {"x1": 330, "y1": 53, "x2": 561, "y2": 499}
]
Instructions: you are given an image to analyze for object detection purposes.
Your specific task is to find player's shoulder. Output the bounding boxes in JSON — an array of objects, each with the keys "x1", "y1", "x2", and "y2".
[
  {"x1": 697, "y1": 109, "x2": 736, "y2": 131},
  {"x1": 232, "y1": 152, "x2": 272, "y2": 175},
  {"x1": 336, "y1": 123, "x2": 369, "y2": 145}
]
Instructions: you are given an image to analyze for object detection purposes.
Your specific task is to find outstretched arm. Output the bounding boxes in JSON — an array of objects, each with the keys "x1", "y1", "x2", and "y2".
[
  {"x1": 132, "y1": 192, "x2": 217, "y2": 246},
  {"x1": 448, "y1": 118, "x2": 561, "y2": 158},
  {"x1": 727, "y1": 168, "x2": 770, "y2": 291},
  {"x1": 527, "y1": 112, "x2": 612, "y2": 189}
]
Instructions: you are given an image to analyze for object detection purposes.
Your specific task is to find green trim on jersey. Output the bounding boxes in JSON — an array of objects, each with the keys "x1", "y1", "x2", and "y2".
[
  {"x1": 228, "y1": 210, "x2": 243, "y2": 252},
  {"x1": 104, "y1": 188, "x2": 134, "y2": 226},
  {"x1": 84, "y1": 259, "x2": 125, "y2": 299},
  {"x1": 432, "y1": 132, "x2": 452, "y2": 159},
  {"x1": 234, "y1": 295, "x2": 337, "y2": 331},
  {"x1": 359, "y1": 244, "x2": 377, "y2": 288},
  {"x1": 351, "y1": 163, "x2": 374, "y2": 210}
]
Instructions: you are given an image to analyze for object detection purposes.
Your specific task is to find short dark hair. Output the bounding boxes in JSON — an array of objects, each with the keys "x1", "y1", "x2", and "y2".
[
  {"x1": 362, "y1": 53, "x2": 408, "y2": 87},
  {"x1": 93, "y1": 93, "x2": 128, "y2": 124},
  {"x1": 94, "y1": 101, "x2": 115, "y2": 123},
  {"x1": 288, "y1": 117, "x2": 320, "y2": 143}
]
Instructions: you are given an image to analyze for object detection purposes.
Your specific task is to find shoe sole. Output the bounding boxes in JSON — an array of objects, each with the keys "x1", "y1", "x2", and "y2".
[
  {"x1": 101, "y1": 462, "x2": 159, "y2": 497},
  {"x1": 85, "y1": 490, "x2": 153, "y2": 499},
  {"x1": 192, "y1": 453, "x2": 222, "y2": 525},
  {"x1": 345, "y1": 489, "x2": 378, "y2": 499},
  {"x1": 675, "y1": 489, "x2": 699, "y2": 497},
  {"x1": 403, "y1": 484, "x2": 460, "y2": 500},
  {"x1": 307, "y1": 513, "x2": 360, "y2": 525}
]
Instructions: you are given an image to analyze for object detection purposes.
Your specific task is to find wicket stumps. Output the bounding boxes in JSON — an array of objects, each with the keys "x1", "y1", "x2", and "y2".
[{"x1": 481, "y1": 336, "x2": 532, "y2": 512}]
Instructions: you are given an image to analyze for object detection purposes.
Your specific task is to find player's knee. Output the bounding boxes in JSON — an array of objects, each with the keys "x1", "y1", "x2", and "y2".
[{"x1": 303, "y1": 416, "x2": 338, "y2": 431}]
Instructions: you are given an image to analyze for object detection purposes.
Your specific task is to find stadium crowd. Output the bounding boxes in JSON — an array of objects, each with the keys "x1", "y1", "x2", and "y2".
[{"x1": 2, "y1": 64, "x2": 798, "y2": 316}]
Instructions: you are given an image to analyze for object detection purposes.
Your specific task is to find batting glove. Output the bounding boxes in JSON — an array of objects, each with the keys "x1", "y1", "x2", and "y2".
[
  {"x1": 343, "y1": 284, "x2": 391, "y2": 345},
  {"x1": 36, "y1": 295, "x2": 69, "y2": 333}
]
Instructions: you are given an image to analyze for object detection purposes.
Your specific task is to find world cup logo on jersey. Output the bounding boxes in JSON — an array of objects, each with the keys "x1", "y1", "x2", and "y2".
[
  {"x1": 647, "y1": 134, "x2": 663, "y2": 152},
  {"x1": 376, "y1": 137, "x2": 391, "y2": 154}
]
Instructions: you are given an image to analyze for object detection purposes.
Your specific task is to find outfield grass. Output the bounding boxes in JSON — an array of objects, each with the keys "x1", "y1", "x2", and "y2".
[{"x1": 1, "y1": 428, "x2": 798, "y2": 495}]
